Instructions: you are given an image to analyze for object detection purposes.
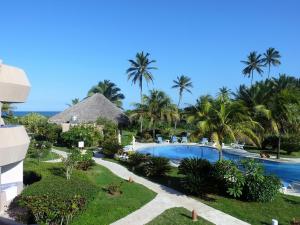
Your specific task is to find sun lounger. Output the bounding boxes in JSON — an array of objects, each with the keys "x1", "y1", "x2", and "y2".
[
  {"x1": 200, "y1": 138, "x2": 209, "y2": 145},
  {"x1": 156, "y1": 136, "x2": 163, "y2": 144},
  {"x1": 171, "y1": 136, "x2": 178, "y2": 143},
  {"x1": 181, "y1": 136, "x2": 188, "y2": 143}
]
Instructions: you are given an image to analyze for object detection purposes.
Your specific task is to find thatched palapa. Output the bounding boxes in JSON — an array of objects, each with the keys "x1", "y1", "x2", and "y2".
[{"x1": 49, "y1": 93, "x2": 129, "y2": 126}]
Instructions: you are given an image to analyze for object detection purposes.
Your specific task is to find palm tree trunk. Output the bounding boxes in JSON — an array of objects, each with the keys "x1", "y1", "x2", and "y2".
[
  {"x1": 277, "y1": 134, "x2": 281, "y2": 159},
  {"x1": 268, "y1": 64, "x2": 270, "y2": 79},
  {"x1": 251, "y1": 71, "x2": 254, "y2": 86},
  {"x1": 140, "y1": 79, "x2": 143, "y2": 133},
  {"x1": 218, "y1": 149, "x2": 223, "y2": 161}
]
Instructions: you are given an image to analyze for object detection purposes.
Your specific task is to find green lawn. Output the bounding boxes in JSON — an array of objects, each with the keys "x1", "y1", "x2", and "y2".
[
  {"x1": 22, "y1": 160, "x2": 156, "y2": 225},
  {"x1": 106, "y1": 158, "x2": 300, "y2": 225},
  {"x1": 147, "y1": 207, "x2": 213, "y2": 225}
]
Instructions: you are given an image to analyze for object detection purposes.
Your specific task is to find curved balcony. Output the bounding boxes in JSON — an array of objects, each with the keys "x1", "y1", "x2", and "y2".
[
  {"x1": 0, "y1": 64, "x2": 31, "y2": 103},
  {"x1": 0, "y1": 125, "x2": 30, "y2": 166}
]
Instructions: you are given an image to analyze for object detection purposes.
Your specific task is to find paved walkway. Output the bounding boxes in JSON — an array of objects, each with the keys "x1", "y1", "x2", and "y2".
[{"x1": 52, "y1": 149, "x2": 249, "y2": 225}]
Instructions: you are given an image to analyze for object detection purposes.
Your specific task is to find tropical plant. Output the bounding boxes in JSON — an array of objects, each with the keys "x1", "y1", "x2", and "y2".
[
  {"x1": 126, "y1": 51, "x2": 157, "y2": 132},
  {"x1": 67, "y1": 98, "x2": 80, "y2": 107},
  {"x1": 178, "y1": 158, "x2": 213, "y2": 195},
  {"x1": 262, "y1": 47, "x2": 281, "y2": 78},
  {"x1": 142, "y1": 156, "x2": 171, "y2": 177},
  {"x1": 131, "y1": 90, "x2": 178, "y2": 139},
  {"x1": 241, "y1": 51, "x2": 264, "y2": 85},
  {"x1": 172, "y1": 75, "x2": 193, "y2": 108},
  {"x1": 87, "y1": 80, "x2": 125, "y2": 107},
  {"x1": 187, "y1": 95, "x2": 261, "y2": 160}
]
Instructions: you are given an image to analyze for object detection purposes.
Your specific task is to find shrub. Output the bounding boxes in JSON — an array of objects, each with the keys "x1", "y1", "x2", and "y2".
[
  {"x1": 142, "y1": 156, "x2": 171, "y2": 177},
  {"x1": 101, "y1": 137, "x2": 122, "y2": 158},
  {"x1": 213, "y1": 160, "x2": 245, "y2": 198},
  {"x1": 128, "y1": 153, "x2": 150, "y2": 172},
  {"x1": 96, "y1": 117, "x2": 118, "y2": 137},
  {"x1": 28, "y1": 140, "x2": 52, "y2": 162},
  {"x1": 281, "y1": 134, "x2": 300, "y2": 154},
  {"x1": 178, "y1": 158, "x2": 213, "y2": 195},
  {"x1": 71, "y1": 150, "x2": 95, "y2": 171},
  {"x1": 61, "y1": 125, "x2": 102, "y2": 148},
  {"x1": 241, "y1": 159, "x2": 281, "y2": 202},
  {"x1": 105, "y1": 182, "x2": 124, "y2": 195},
  {"x1": 18, "y1": 194, "x2": 85, "y2": 225}
]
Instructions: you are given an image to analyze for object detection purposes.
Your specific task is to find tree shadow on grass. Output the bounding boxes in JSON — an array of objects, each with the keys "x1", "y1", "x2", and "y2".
[
  {"x1": 47, "y1": 167, "x2": 65, "y2": 178},
  {"x1": 283, "y1": 196, "x2": 300, "y2": 205}
]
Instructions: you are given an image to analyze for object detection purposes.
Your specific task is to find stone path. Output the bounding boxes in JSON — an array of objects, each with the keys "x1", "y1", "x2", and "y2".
[{"x1": 52, "y1": 149, "x2": 249, "y2": 225}]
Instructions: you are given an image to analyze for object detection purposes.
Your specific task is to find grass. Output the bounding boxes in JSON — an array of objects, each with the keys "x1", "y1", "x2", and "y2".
[
  {"x1": 22, "y1": 159, "x2": 156, "y2": 225},
  {"x1": 105, "y1": 158, "x2": 300, "y2": 225},
  {"x1": 147, "y1": 207, "x2": 213, "y2": 225}
]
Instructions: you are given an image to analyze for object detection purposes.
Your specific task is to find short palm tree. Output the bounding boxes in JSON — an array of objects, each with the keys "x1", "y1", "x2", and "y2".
[
  {"x1": 127, "y1": 52, "x2": 157, "y2": 131},
  {"x1": 241, "y1": 51, "x2": 264, "y2": 85},
  {"x1": 87, "y1": 80, "x2": 125, "y2": 107},
  {"x1": 188, "y1": 97, "x2": 261, "y2": 160},
  {"x1": 67, "y1": 98, "x2": 80, "y2": 107},
  {"x1": 262, "y1": 48, "x2": 281, "y2": 79},
  {"x1": 172, "y1": 75, "x2": 193, "y2": 108}
]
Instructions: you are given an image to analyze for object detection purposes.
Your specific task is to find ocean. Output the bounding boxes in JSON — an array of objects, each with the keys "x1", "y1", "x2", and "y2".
[{"x1": 13, "y1": 111, "x2": 60, "y2": 117}]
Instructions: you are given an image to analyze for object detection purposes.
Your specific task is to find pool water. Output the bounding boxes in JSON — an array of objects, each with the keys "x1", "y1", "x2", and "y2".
[{"x1": 139, "y1": 145, "x2": 300, "y2": 185}]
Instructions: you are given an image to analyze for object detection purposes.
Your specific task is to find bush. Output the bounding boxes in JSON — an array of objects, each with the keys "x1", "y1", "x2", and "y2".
[
  {"x1": 281, "y1": 134, "x2": 300, "y2": 154},
  {"x1": 241, "y1": 159, "x2": 281, "y2": 202},
  {"x1": 178, "y1": 158, "x2": 213, "y2": 195},
  {"x1": 28, "y1": 140, "x2": 52, "y2": 161},
  {"x1": 128, "y1": 153, "x2": 150, "y2": 172},
  {"x1": 17, "y1": 194, "x2": 85, "y2": 225},
  {"x1": 96, "y1": 117, "x2": 118, "y2": 137},
  {"x1": 71, "y1": 150, "x2": 95, "y2": 171},
  {"x1": 101, "y1": 137, "x2": 122, "y2": 158},
  {"x1": 142, "y1": 156, "x2": 171, "y2": 177},
  {"x1": 213, "y1": 160, "x2": 245, "y2": 198},
  {"x1": 61, "y1": 125, "x2": 102, "y2": 148},
  {"x1": 105, "y1": 182, "x2": 124, "y2": 195}
]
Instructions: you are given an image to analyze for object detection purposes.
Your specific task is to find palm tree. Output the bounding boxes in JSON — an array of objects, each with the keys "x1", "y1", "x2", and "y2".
[
  {"x1": 241, "y1": 51, "x2": 264, "y2": 85},
  {"x1": 262, "y1": 48, "x2": 281, "y2": 79},
  {"x1": 188, "y1": 97, "x2": 261, "y2": 160},
  {"x1": 217, "y1": 87, "x2": 231, "y2": 103},
  {"x1": 131, "y1": 90, "x2": 177, "y2": 139},
  {"x1": 87, "y1": 80, "x2": 125, "y2": 107},
  {"x1": 127, "y1": 51, "x2": 157, "y2": 132},
  {"x1": 172, "y1": 75, "x2": 193, "y2": 108},
  {"x1": 67, "y1": 98, "x2": 80, "y2": 107}
]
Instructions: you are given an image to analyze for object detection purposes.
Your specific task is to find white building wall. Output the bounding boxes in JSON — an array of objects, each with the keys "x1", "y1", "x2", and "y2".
[{"x1": 0, "y1": 161, "x2": 23, "y2": 184}]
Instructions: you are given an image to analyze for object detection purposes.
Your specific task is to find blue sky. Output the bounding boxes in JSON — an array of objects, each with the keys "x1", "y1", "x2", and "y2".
[{"x1": 0, "y1": 0, "x2": 299, "y2": 111}]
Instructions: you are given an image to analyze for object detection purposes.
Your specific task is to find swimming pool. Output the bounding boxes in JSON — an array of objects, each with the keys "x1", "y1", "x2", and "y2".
[{"x1": 138, "y1": 145, "x2": 300, "y2": 185}]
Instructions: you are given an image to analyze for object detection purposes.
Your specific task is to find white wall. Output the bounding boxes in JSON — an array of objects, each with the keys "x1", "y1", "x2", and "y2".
[{"x1": 0, "y1": 161, "x2": 23, "y2": 185}]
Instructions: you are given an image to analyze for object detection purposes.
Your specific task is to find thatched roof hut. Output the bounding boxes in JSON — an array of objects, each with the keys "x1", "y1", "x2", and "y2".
[{"x1": 49, "y1": 93, "x2": 129, "y2": 126}]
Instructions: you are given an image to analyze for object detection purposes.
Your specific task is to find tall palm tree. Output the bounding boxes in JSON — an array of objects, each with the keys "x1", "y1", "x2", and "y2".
[
  {"x1": 262, "y1": 48, "x2": 281, "y2": 79},
  {"x1": 217, "y1": 87, "x2": 231, "y2": 103},
  {"x1": 87, "y1": 80, "x2": 125, "y2": 107},
  {"x1": 127, "y1": 51, "x2": 157, "y2": 132},
  {"x1": 67, "y1": 98, "x2": 80, "y2": 107},
  {"x1": 241, "y1": 51, "x2": 264, "y2": 85},
  {"x1": 172, "y1": 75, "x2": 193, "y2": 108}
]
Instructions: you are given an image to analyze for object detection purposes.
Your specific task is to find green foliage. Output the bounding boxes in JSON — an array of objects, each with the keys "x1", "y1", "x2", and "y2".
[
  {"x1": 101, "y1": 137, "x2": 122, "y2": 158},
  {"x1": 142, "y1": 156, "x2": 171, "y2": 177},
  {"x1": 61, "y1": 125, "x2": 102, "y2": 148},
  {"x1": 241, "y1": 159, "x2": 281, "y2": 202},
  {"x1": 105, "y1": 182, "x2": 124, "y2": 195},
  {"x1": 28, "y1": 139, "x2": 52, "y2": 162},
  {"x1": 70, "y1": 150, "x2": 95, "y2": 171},
  {"x1": 19, "y1": 113, "x2": 62, "y2": 144},
  {"x1": 178, "y1": 158, "x2": 213, "y2": 195},
  {"x1": 213, "y1": 160, "x2": 245, "y2": 198},
  {"x1": 127, "y1": 153, "x2": 170, "y2": 177},
  {"x1": 96, "y1": 117, "x2": 118, "y2": 137},
  {"x1": 281, "y1": 134, "x2": 300, "y2": 153},
  {"x1": 18, "y1": 195, "x2": 85, "y2": 225}
]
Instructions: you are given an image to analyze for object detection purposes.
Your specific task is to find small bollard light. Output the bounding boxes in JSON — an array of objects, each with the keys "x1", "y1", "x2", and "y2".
[
  {"x1": 272, "y1": 219, "x2": 278, "y2": 225},
  {"x1": 128, "y1": 176, "x2": 134, "y2": 183},
  {"x1": 192, "y1": 209, "x2": 198, "y2": 221}
]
